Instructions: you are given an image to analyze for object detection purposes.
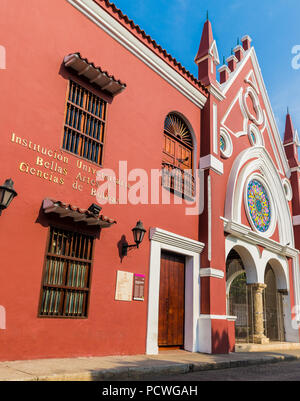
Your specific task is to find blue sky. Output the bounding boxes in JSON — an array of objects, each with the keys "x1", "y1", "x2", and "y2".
[{"x1": 112, "y1": 0, "x2": 300, "y2": 140}]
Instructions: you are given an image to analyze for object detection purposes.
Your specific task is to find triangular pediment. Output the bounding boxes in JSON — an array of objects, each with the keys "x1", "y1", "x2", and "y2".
[{"x1": 220, "y1": 48, "x2": 289, "y2": 176}]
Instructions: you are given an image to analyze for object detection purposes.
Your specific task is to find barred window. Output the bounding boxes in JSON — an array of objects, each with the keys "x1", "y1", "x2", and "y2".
[
  {"x1": 62, "y1": 80, "x2": 107, "y2": 165},
  {"x1": 38, "y1": 227, "x2": 94, "y2": 318}
]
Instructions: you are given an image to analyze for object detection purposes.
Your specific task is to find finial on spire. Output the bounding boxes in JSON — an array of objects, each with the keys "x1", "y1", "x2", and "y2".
[
  {"x1": 223, "y1": 56, "x2": 225, "y2": 65},
  {"x1": 206, "y1": 10, "x2": 209, "y2": 21},
  {"x1": 237, "y1": 37, "x2": 240, "y2": 46},
  {"x1": 287, "y1": 106, "x2": 290, "y2": 115}
]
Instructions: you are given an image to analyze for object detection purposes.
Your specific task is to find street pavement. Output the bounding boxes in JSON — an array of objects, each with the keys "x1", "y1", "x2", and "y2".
[
  {"x1": 131, "y1": 359, "x2": 300, "y2": 381},
  {"x1": 1, "y1": 348, "x2": 300, "y2": 381}
]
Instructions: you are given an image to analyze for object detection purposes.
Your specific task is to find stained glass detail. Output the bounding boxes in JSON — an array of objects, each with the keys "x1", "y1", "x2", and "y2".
[
  {"x1": 250, "y1": 131, "x2": 256, "y2": 144},
  {"x1": 247, "y1": 179, "x2": 271, "y2": 233},
  {"x1": 220, "y1": 135, "x2": 226, "y2": 152}
]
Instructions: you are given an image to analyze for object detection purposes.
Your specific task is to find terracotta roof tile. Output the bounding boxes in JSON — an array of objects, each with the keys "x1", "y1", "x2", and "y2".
[
  {"x1": 43, "y1": 198, "x2": 117, "y2": 227},
  {"x1": 93, "y1": 0, "x2": 209, "y2": 96},
  {"x1": 64, "y1": 52, "x2": 126, "y2": 96}
]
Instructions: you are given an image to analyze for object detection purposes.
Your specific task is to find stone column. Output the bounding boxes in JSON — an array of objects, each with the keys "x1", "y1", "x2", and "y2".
[{"x1": 248, "y1": 283, "x2": 269, "y2": 345}]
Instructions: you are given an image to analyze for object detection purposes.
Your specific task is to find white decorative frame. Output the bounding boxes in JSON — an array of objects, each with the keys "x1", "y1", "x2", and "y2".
[
  {"x1": 220, "y1": 128, "x2": 233, "y2": 159},
  {"x1": 146, "y1": 228, "x2": 204, "y2": 355},
  {"x1": 248, "y1": 123, "x2": 264, "y2": 147},
  {"x1": 243, "y1": 86, "x2": 265, "y2": 126},
  {"x1": 282, "y1": 178, "x2": 293, "y2": 202}
]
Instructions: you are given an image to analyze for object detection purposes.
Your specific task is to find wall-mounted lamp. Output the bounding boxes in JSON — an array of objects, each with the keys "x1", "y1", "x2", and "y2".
[
  {"x1": 122, "y1": 220, "x2": 146, "y2": 256},
  {"x1": 0, "y1": 179, "x2": 18, "y2": 216}
]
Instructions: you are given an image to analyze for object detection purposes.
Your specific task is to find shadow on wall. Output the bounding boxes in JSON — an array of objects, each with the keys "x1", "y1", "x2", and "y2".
[{"x1": 212, "y1": 328, "x2": 231, "y2": 355}]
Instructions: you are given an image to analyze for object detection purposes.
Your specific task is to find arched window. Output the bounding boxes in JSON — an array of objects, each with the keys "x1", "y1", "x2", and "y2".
[{"x1": 162, "y1": 113, "x2": 194, "y2": 198}]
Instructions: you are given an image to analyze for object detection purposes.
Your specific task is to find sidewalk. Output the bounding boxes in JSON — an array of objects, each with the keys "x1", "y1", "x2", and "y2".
[{"x1": 1, "y1": 348, "x2": 300, "y2": 381}]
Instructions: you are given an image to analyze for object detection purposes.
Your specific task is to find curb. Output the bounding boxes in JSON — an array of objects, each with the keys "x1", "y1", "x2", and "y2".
[{"x1": 21, "y1": 353, "x2": 300, "y2": 381}]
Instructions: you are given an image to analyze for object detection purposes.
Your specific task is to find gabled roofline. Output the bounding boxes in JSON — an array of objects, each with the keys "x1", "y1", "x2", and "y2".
[
  {"x1": 220, "y1": 47, "x2": 290, "y2": 177},
  {"x1": 67, "y1": 0, "x2": 208, "y2": 108}
]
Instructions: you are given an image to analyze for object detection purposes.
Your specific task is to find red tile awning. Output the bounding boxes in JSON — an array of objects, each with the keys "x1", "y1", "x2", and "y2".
[
  {"x1": 64, "y1": 52, "x2": 126, "y2": 96},
  {"x1": 42, "y1": 198, "x2": 116, "y2": 228}
]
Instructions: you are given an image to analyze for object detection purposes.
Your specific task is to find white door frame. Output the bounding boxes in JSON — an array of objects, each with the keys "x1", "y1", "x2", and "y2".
[{"x1": 146, "y1": 227, "x2": 205, "y2": 355}]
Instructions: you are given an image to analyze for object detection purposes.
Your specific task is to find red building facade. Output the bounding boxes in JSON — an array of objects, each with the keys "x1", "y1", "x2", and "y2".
[{"x1": 0, "y1": 0, "x2": 299, "y2": 361}]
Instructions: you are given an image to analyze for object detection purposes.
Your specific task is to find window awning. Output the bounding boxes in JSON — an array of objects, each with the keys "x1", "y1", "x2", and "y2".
[
  {"x1": 63, "y1": 53, "x2": 126, "y2": 96},
  {"x1": 42, "y1": 198, "x2": 116, "y2": 228}
]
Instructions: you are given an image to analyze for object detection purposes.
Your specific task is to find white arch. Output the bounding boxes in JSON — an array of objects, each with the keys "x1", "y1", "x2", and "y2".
[
  {"x1": 261, "y1": 250, "x2": 289, "y2": 291},
  {"x1": 225, "y1": 146, "x2": 294, "y2": 247},
  {"x1": 226, "y1": 269, "x2": 245, "y2": 296},
  {"x1": 225, "y1": 236, "x2": 260, "y2": 284}
]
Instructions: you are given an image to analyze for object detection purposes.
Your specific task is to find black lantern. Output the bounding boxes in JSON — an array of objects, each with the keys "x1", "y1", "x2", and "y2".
[
  {"x1": 122, "y1": 220, "x2": 146, "y2": 256},
  {"x1": 0, "y1": 179, "x2": 18, "y2": 216},
  {"x1": 132, "y1": 221, "x2": 146, "y2": 248}
]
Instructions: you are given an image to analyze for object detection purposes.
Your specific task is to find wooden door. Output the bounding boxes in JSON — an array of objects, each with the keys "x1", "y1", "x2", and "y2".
[{"x1": 158, "y1": 251, "x2": 185, "y2": 348}]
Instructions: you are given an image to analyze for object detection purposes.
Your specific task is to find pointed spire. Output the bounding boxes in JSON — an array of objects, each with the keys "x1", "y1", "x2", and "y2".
[
  {"x1": 284, "y1": 111, "x2": 295, "y2": 145},
  {"x1": 194, "y1": 14, "x2": 219, "y2": 86},
  {"x1": 195, "y1": 17, "x2": 215, "y2": 63},
  {"x1": 283, "y1": 110, "x2": 299, "y2": 168}
]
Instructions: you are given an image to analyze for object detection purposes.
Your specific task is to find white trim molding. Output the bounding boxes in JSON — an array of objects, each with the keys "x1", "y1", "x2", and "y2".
[
  {"x1": 223, "y1": 219, "x2": 297, "y2": 258},
  {"x1": 200, "y1": 268, "x2": 224, "y2": 279},
  {"x1": 282, "y1": 178, "x2": 293, "y2": 202},
  {"x1": 293, "y1": 215, "x2": 300, "y2": 226},
  {"x1": 149, "y1": 228, "x2": 205, "y2": 254},
  {"x1": 213, "y1": 103, "x2": 218, "y2": 155},
  {"x1": 197, "y1": 314, "x2": 236, "y2": 354},
  {"x1": 67, "y1": 0, "x2": 208, "y2": 109},
  {"x1": 146, "y1": 228, "x2": 204, "y2": 355},
  {"x1": 220, "y1": 127, "x2": 233, "y2": 159},
  {"x1": 200, "y1": 154, "x2": 224, "y2": 175}
]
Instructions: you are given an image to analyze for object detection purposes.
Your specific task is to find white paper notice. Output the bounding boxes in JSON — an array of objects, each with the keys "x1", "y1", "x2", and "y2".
[{"x1": 115, "y1": 271, "x2": 134, "y2": 301}]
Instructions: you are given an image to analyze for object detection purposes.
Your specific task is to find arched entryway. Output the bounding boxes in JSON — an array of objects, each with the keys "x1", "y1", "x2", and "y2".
[
  {"x1": 226, "y1": 250, "x2": 250, "y2": 343},
  {"x1": 226, "y1": 246, "x2": 288, "y2": 345},
  {"x1": 264, "y1": 264, "x2": 285, "y2": 342}
]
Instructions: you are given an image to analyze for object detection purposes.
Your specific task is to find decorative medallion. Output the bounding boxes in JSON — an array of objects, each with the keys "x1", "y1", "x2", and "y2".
[
  {"x1": 164, "y1": 114, "x2": 193, "y2": 147},
  {"x1": 243, "y1": 86, "x2": 264, "y2": 126},
  {"x1": 220, "y1": 128, "x2": 233, "y2": 159},
  {"x1": 247, "y1": 179, "x2": 271, "y2": 233}
]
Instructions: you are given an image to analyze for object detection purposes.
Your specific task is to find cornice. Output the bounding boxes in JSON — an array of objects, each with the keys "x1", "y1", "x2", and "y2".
[
  {"x1": 150, "y1": 227, "x2": 205, "y2": 254},
  {"x1": 223, "y1": 218, "x2": 299, "y2": 258},
  {"x1": 67, "y1": 0, "x2": 208, "y2": 108}
]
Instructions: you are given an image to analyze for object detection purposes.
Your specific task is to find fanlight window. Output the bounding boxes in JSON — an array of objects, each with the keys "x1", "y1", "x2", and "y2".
[
  {"x1": 164, "y1": 114, "x2": 193, "y2": 148},
  {"x1": 162, "y1": 113, "x2": 194, "y2": 198}
]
